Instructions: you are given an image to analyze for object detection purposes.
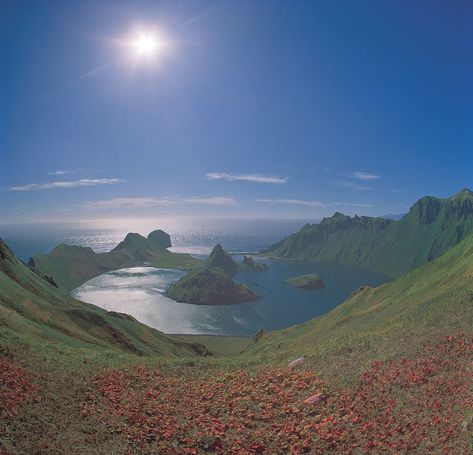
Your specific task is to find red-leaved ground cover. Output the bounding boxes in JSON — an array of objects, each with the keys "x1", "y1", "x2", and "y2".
[
  {"x1": 83, "y1": 335, "x2": 473, "y2": 454},
  {"x1": 0, "y1": 357, "x2": 38, "y2": 454},
  {"x1": 0, "y1": 358, "x2": 38, "y2": 420}
]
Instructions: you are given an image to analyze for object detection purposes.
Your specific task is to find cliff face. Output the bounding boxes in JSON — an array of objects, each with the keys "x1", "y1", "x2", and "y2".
[
  {"x1": 0, "y1": 239, "x2": 14, "y2": 261},
  {"x1": 264, "y1": 189, "x2": 473, "y2": 277}
]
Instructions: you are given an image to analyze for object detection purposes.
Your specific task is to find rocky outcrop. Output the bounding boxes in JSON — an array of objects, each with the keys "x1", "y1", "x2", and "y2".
[
  {"x1": 148, "y1": 230, "x2": 172, "y2": 249},
  {"x1": 167, "y1": 245, "x2": 259, "y2": 305}
]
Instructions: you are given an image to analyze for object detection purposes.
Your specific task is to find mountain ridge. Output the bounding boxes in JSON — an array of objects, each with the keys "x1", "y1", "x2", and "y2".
[{"x1": 263, "y1": 188, "x2": 473, "y2": 277}]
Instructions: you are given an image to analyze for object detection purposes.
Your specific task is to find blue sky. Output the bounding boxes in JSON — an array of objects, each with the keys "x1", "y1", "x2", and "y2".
[{"x1": 1, "y1": 0, "x2": 472, "y2": 223}]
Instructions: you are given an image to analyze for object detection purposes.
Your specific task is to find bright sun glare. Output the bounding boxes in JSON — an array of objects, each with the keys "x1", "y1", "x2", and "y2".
[
  {"x1": 132, "y1": 33, "x2": 161, "y2": 57},
  {"x1": 118, "y1": 27, "x2": 168, "y2": 65}
]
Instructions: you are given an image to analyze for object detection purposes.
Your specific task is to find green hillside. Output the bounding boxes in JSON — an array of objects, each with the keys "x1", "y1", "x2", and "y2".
[
  {"x1": 246, "y1": 229, "x2": 473, "y2": 378},
  {"x1": 0, "y1": 240, "x2": 207, "y2": 357},
  {"x1": 1, "y1": 230, "x2": 473, "y2": 453},
  {"x1": 29, "y1": 230, "x2": 200, "y2": 292},
  {"x1": 264, "y1": 188, "x2": 473, "y2": 277}
]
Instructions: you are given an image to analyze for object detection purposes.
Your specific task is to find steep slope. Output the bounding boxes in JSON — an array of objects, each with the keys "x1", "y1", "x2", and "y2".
[
  {"x1": 246, "y1": 230, "x2": 473, "y2": 369},
  {"x1": 264, "y1": 188, "x2": 473, "y2": 277},
  {"x1": 167, "y1": 244, "x2": 259, "y2": 305},
  {"x1": 0, "y1": 240, "x2": 208, "y2": 357},
  {"x1": 29, "y1": 230, "x2": 200, "y2": 292}
]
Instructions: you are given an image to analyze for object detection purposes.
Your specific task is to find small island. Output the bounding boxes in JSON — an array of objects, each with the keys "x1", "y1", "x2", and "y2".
[
  {"x1": 167, "y1": 244, "x2": 259, "y2": 305},
  {"x1": 243, "y1": 255, "x2": 268, "y2": 271},
  {"x1": 285, "y1": 273, "x2": 326, "y2": 290}
]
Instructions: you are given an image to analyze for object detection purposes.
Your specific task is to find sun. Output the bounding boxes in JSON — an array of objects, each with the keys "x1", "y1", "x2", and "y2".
[
  {"x1": 117, "y1": 27, "x2": 168, "y2": 64},
  {"x1": 112, "y1": 26, "x2": 170, "y2": 68},
  {"x1": 132, "y1": 33, "x2": 161, "y2": 57}
]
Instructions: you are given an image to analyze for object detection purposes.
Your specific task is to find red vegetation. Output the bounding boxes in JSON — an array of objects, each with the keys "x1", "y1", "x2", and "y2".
[
  {"x1": 0, "y1": 358, "x2": 38, "y2": 420},
  {"x1": 0, "y1": 357, "x2": 38, "y2": 454},
  {"x1": 83, "y1": 335, "x2": 473, "y2": 453}
]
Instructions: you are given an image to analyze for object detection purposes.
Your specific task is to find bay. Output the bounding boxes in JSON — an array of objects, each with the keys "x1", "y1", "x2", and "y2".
[{"x1": 73, "y1": 258, "x2": 389, "y2": 336}]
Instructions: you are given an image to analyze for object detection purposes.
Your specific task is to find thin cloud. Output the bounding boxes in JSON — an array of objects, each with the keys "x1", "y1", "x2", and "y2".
[
  {"x1": 82, "y1": 196, "x2": 237, "y2": 210},
  {"x1": 206, "y1": 172, "x2": 287, "y2": 184},
  {"x1": 256, "y1": 199, "x2": 372, "y2": 208},
  {"x1": 48, "y1": 169, "x2": 83, "y2": 176},
  {"x1": 10, "y1": 178, "x2": 124, "y2": 191},
  {"x1": 351, "y1": 171, "x2": 381, "y2": 180}
]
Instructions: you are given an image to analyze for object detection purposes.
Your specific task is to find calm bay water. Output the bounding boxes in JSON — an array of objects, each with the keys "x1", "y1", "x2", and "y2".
[
  {"x1": 72, "y1": 259, "x2": 389, "y2": 336},
  {"x1": 1, "y1": 219, "x2": 390, "y2": 336}
]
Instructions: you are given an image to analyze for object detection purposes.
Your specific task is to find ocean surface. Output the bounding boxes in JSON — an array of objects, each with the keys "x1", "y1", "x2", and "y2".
[
  {"x1": 1, "y1": 218, "x2": 390, "y2": 336},
  {"x1": 0, "y1": 218, "x2": 309, "y2": 262}
]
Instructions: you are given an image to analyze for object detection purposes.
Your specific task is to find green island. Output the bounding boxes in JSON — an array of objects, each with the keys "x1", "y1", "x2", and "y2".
[
  {"x1": 166, "y1": 244, "x2": 259, "y2": 305},
  {"x1": 243, "y1": 255, "x2": 269, "y2": 271},
  {"x1": 285, "y1": 273, "x2": 326, "y2": 289}
]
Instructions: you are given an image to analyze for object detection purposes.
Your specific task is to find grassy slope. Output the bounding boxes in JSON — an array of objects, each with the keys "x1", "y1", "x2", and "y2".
[
  {"x1": 30, "y1": 232, "x2": 200, "y2": 292},
  {"x1": 0, "y1": 241, "x2": 207, "y2": 358},
  {"x1": 170, "y1": 334, "x2": 251, "y2": 356},
  {"x1": 1, "y1": 232, "x2": 473, "y2": 452},
  {"x1": 265, "y1": 189, "x2": 473, "y2": 277},
  {"x1": 245, "y1": 230, "x2": 473, "y2": 380}
]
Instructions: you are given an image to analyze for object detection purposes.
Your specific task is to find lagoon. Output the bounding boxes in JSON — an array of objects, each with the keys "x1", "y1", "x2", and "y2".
[{"x1": 73, "y1": 257, "x2": 390, "y2": 336}]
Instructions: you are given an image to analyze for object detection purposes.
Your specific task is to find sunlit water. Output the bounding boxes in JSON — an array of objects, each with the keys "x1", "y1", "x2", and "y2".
[{"x1": 73, "y1": 258, "x2": 389, "y2": 336}]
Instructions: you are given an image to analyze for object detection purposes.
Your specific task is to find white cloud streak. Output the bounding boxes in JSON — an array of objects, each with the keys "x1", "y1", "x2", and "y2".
[
  {"x1": 48, "y1": 169, "x2": 83, "y2": 176},
  {"x1": 10, "y1": 178, "x2": 124, "y2": 191},
  {"x1": 351, "y1": 171, "x2": 381, "y2": 180},
  {"x1": 81, "y1": 196, "x2": 237, "y2": 210},
  {"x1": 206, "y1": 172, "x2": 287, "y2": 184}
]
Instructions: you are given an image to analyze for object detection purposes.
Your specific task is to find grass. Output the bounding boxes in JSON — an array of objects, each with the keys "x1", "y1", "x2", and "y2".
[
  {"x1": 2, "y1": 330, "x2": 471, "y2": 454},
  {"x1": 1, "y1": 231, "x2": 473, "y2": 452}
]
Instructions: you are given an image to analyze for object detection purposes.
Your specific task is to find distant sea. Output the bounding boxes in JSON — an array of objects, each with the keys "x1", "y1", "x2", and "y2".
[
  {"x1": 0, "y1": 218, "x2": 390, "y2": 336},
  {"x1": 0, "y1": 218, "x2": 310, "y2": 262}
]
